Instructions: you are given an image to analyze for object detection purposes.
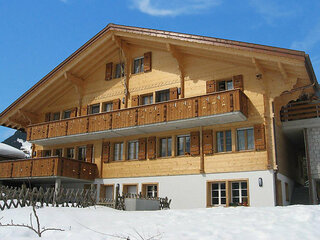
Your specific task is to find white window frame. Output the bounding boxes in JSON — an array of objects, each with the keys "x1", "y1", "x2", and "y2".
[
  {"x1": 133, "y1": 56, "x2": 144, "y2": 74},
  {"x1": 211, "y1": 182, "x2": 227, "y2": 206},
  {"x1": 127, "y1": 140, "x2": 139, "y2": 160},
  {"x1": 231, "y1": 181, "x2": 248, "y2": 204}
]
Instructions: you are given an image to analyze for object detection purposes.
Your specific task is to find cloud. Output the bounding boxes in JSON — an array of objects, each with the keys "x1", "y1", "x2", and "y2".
[
  {"x1": 131, "y1": 0, "x2": 221, "y2": 17},
  {"x1": 291, "y1": 22, "x2": 320, "y2": 51},
  {"x1": 249, "y1": 0, "x2": 295, "y2": 24}
]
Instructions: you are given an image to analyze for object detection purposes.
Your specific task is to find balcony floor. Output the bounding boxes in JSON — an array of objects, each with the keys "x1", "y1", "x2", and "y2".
[{"x1": 31, "y1": 111, "x2": 246, "y2": 146}]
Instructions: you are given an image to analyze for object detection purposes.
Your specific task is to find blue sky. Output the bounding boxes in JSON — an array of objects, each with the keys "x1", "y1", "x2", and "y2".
[{"x1": 0, "y1": 0, "x2": 320, "y2": 141}]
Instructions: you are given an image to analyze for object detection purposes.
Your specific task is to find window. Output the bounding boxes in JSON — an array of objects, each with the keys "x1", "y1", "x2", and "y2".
[
  {"x1": 66, "y1": 148, "x2": 74, "y2": 159},
  {"x1": 218, "y1": 80, "x2": 234, "y2": 91},
  {"x1": 123, "y1": 184, "x2": 138, "y2": 195},
  {"x1": 231, "y1": 181, "x2": 248, "y2": 205},
  {"x1": 100, "y1": 185, "x2": 114, "y2": 200},
  {"x1": 141, "y1": 94, "x2": 153, "y2": 105},
  {"x1": 133, "y1": 57, "x2": 144, "y2": 74},
  {"x1": 54, "y1": 149, "x2": 62, "y2": 157},
  {"x1": 63, "y1": 110, "x2": 71, "y2": 119},
  {"x1": 216, "y1": 130, "x2": 232, "y2": 153},
  {"x1": 114, "y1": 142, "x2": 123, "y2": 161},
  {"x1": 127, "y1": 140, "x2": 139, "y2": 160},
  {"x1": 89, "y1": 104, "x2": 100, "y2": 115},
  {"x1": 177, "y1": 135, "x2": 190, "y2": 156},
  {"x1": 103, "y1": 102, "x2": 113, "y2": 112},
  {"x1": 211, "y1": 182, "x2": 226, "y2": 206},
  {"x1": 43, "y1": 150, "x2": 51, "y2": 157},
  {"x1": 237, "y1": 128, "x2": 254, "y2": 151},
  {"x1": 155, "y1": 89, "x2": 170, "y2": 103},
  {"x1": 159, "y1": 137, "x2": 172, "y2": 157},
  {"x1": 77, "y1": 146, "x2": 86, "y2": 161},
  {"x1": 114, "y1": 63, "x2": 125, "y2": 78},
  {"x1": 144, "y1": 184, "x2": 158, "y2": 198},
  {"x1": 53, "y1": 112, "x2": 60, "y2": 121}
]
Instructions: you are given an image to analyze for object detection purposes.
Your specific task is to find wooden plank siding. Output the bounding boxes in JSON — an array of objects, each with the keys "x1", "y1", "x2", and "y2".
[
  {"x1": 0, "y1": 157, "x2": 98, "y2": 181},
  {"x1": 27, "y1": 89, "x2": 248, "y2": 141}
]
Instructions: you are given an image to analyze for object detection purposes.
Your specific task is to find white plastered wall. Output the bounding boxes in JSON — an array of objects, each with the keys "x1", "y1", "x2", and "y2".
[{"x1": 95, "y1": 170, "x2": 276, "y2": 209}]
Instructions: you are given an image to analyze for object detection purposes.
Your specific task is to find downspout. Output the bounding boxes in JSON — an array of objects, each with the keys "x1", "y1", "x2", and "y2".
[{"x1": 272, "y1": 101, "x2": 279, "y2": 206}]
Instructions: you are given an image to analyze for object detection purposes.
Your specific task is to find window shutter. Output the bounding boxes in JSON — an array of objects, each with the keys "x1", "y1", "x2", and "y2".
[
  {"x1": 147, "y1": 136, "x2": 156, "y2": 159},
  {"x1": 169, "y1": 87, "x2": 178, "y2": 100},
  {"x1": 112, "y1": 99, "x2": 121, "y2": 110},
  {"x1": 233, "y1": 75, "x2": 244, "y2": 91},
  {"x1": 144, "y1": 52, "x2": 152, "y2": 72},
  {"x1": 206, "y1": 80, "x2": 216, "y2": 94},
  {"x1": 190, "y1": 131, "x2": 200, "y2": 156},
  {"x1": 138, "y1": 138, "x2": 147, "y2": 160},
  {"x1": 70, "y1": 108, "x2": 77, "y2": 118},
  {"x1": 86, "y1": 144, "x2": 93, "y2": 163},
  {"x1": 203, "y1": 130, "x2": 213, "y2": 155},
  {"x1": 254, "y1": 124, "x2": 266, "y2": 151},
  {"x1": 36, "y1": 150, "x2": 43, "y2": 158},
  {"x1": 105, "y1": 62, "x2": 113, "y2": 81},
  {"x1": 80, "y1": 105, "x2": 88, "y2": 116},
  {"x1": 101, "y1": 142, "x2": 110, "y2": 163},
  {"x1": 131, "y1": 95, "x2": 140, "y2": 107},
  {"x1": 45, "y1": 113, "x2": 51, "y2": 122}
]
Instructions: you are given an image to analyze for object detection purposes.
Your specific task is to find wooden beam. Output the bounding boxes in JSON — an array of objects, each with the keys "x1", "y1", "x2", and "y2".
[
  {"x1": 18, "y1": 109, "x2": 39, "y2": 124},
  {"x1": 252, "y1": 57, "x2": 264, "y2": 75},
  {"x1": 167, "y1": 43, "x2": 185, "y2": 98},
  {"x1": 64, "y1": 71, "x2": 84, "y2": 107},
  {"x1": 8, "y1": 116, "x2": 28, "y2": 128},
  {"x1": 278, "y1": 62, "x2": 289, "y2": 83}
]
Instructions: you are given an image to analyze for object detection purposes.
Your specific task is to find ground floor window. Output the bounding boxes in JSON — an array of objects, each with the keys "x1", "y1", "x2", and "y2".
[
  {"x1": 142, "y1": 183, "x2": 158, "y2": 198},
  {"x1": 207, "y1": 180, "x2": 249, "y2": 207},
  {"x1": 100, "y1": 185, "x2": 114, "y2": 200},
  {"x1": 123, "y1": 184, "x2": 138, "y2": 195}
]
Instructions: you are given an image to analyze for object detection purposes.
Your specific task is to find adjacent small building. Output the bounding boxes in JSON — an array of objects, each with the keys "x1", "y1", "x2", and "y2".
[{"x1": 0, "y1": 24, "x2": 319, "y2": 208}]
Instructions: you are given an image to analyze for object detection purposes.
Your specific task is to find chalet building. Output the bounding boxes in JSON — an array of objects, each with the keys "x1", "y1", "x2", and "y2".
[{"x1": 0, "y1": 24, "x2": 319, "y2": 208}]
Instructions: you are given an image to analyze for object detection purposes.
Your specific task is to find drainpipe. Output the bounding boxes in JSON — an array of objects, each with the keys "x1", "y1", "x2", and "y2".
[
  {"x1": 272, "y1": 102, "x2": 279, "y2": 206},
  {"x1": 200, "y1": 126, "x2": 204, "y2": 173}
]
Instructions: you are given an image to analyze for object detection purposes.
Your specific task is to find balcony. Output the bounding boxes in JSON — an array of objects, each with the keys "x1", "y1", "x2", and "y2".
[
  {"x1": 27, "y1": 89, "x2": 248, "y2": 146},
  {"x1": 0, "y1": 157, "x2": 98, "y2": 181},
  {"x1": 281, "y1": 100, "x2": 320, "y2": 122}
]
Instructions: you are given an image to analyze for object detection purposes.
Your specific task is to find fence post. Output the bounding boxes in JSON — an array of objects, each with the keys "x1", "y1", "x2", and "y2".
[{"x1": 53, "y1": 178, "x2": 61, "y2": 205}]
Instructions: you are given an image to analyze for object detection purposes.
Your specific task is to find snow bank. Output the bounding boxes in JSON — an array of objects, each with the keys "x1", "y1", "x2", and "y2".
[
  {"x1": 0, "y1": 205, "x2": 320, "y2": 240},
  {"x1": 17, "y1": 138, "x2": 32, "y2": 157},
  {"x1": 0, "y1": 143, "x2": 27, "y2": 159}
]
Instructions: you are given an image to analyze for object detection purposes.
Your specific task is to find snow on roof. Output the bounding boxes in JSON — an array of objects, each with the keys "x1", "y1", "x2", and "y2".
[{"x1": 0, "y1": 143, "x2": 27, "y2": 159}]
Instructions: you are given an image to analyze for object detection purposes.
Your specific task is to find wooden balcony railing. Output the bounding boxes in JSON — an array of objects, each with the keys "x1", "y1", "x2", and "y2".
[
  {"x1": 27, "y1": 89, "x2": 248, "y2": 141},
  {"x1": 280, "y1": 100, "x2": 320, "y2": 122},
  {"x1": 0, "y1": 157, "x2": 98, "y2": 181}
]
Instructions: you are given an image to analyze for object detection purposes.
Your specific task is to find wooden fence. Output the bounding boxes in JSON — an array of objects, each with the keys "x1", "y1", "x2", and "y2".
[
  {"x1": 0, "y1": 186, "x2": 97, "y2": 211},
  {"x1": 27, "y1": 89, "x2": 248, "y2": 141}
]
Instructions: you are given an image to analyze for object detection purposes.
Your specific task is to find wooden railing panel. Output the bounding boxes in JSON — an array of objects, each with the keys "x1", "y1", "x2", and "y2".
[
  {"x1": 31, "y1": 158, "x2": 56, "y2": 177},
  {"x1": 11, "y1": 160, "x2": 32, "y2": 178},
  {"x1": 48, "y1": 121, "x2": 68, "y2": 138},
  {"x1": 0, "y1": 162, "x2": 12, "y2": 178},
  {"x1": 281, "y1": 101, "x2": 320, "y2": 122},
  {"x1": 138, "y1": 103, "x2": 166, "y2": 125},
  {"x1": 60, "y1": 158, "x2": 81, "y2": 179},
  {"x1": 67, "y1": 118, "x2": 88, "y2": 135},
  {"x1": 112, "y1": 109, "x2": 137, "y2": 129},
  {"x1": 88, "y1": 114, "x2": 112, "y2": 132},
  {"x1": 31, "y1": 124, "x2": 48, "y2": 140},
  {"x1": 167, "y1": 98, "x2": 198, "y2": 121},
  {"x1": 79, "y1": 162, "x2": 98, "y2": 180}
]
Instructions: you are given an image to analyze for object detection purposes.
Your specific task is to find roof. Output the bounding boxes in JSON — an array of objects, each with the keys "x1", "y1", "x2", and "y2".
[
  {"x1": 0, "y1": 23, "x2": 317, "y2": 129},
  {"x1": 0, "y1": 143, "x2": 27, "y2": 159}
]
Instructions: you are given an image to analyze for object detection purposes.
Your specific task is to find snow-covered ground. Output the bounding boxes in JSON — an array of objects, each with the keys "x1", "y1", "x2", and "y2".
[{"x1": 0, "y1": 205, "x2": 320, "y2": 240}]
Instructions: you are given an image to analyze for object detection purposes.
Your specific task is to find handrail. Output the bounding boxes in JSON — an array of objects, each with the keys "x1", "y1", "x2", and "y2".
[{"x1": 280, "y1": 100, "x2": 320, "y2": 122}]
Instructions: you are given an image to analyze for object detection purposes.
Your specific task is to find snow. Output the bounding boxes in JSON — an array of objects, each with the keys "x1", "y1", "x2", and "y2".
[
  {"x1": 0, "y1": 205, "x2": 320, "y2": 240},
  {"x1": 0, "y1": 143, "x2": 27, "y2": 159},
  {"x1": 17, "y1": 138, "x2": 32, "y2": 157}
]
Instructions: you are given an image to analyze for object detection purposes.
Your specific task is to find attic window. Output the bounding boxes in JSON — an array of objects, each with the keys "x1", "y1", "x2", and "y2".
[
  {"x1": 218, "y1": 80, "x2": 233, "y2": 92},
  {"x1": 53, "y1": 112, "x2": 60, "y2": 121},
  {"x1": 89, "y1": 104, "x2": 100, "y2": 115},
  {"x1": 115, "y1": 63, "x2": 125, "y2": 78},
  {"x1": 63, "y1": 110, "x2": 71, "y2": 119},
  {"x1": 133, "y1": 57, "x2": 144, "y2": 74}
]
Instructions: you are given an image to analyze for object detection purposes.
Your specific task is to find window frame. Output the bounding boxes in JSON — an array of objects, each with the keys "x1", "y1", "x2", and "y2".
[
  {"x1": 113, "y1": 142, "x2": 124, "y2": 161},
  {"x1": 155, "y1": 89, "x2": 170, "y2": 103},
  {"x1": 142, "y1": 183, "x2": 159, "y2": 198},
  {"x1": 62, "y1": 110, "x2": 72, "y2": 119},
  {"x1": 89, "y1": 103, "x2": 100, "y2": 115},
  {"x1": 114, "y1": 62, "x2": 125, "y2": 79},
  {"x1": 133, "y1": 56, "x2": 144, "y2": 74},
  {"x1": 211, "y1": 182, "x2": 227, "y2": 206},
  {"x1": 127, "y1": 140, "x2": 139, "y2": 160},
  {"x1": 52, "y1": 112, "x2": 61, "y2": 121},
  {"x1": 122, "y1": 183, "x2": 138, "y2": 195},
  {"x1": 53, "y1": 148, "x2": 62, "y2": 157},
  {"x1": 236, "y1": 127, "x2": 254, "y2": 151},
  {"x1": 217, "y1": 79, "x2": 234, "y2": 92},
  {"x1": 159, "y1": 137, "x2": 172, "y2": 158},
  {"x1": 43, "y1": 150, "x2": 52, "y2": 157},
  {"x1": 216, "y1": 130, "x2": 232, "y2": 153},
  {"x1": 176, "y1": 134, "x2": 191, "y2": 156},
  {"x1": 140, "y1": 93, "x2": 153, "y2": 106},
  {"x1": 230, "y1": 181, "x2": 248, "y2": 206},
  {"x1": 102, "y1": 101, "x2": 113, "y2": 112},
  {"x1": 66, "y1": 147, "x2": 74, "y2": 159},
  {"x1": 77, "y1": 146, "x2": 86, "y2": 161}
]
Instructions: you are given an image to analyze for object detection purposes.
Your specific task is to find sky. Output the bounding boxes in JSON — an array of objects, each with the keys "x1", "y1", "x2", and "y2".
[{"x1": 0, "y1": 0, "x2": 320, "y2": 141}]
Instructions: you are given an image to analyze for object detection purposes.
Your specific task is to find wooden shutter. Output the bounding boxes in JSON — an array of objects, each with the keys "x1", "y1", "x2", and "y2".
[
  {"x1": 169, "y1": 87, "x2": 178, "y2": 100},
  {"x1": 112, "y1": 99, "x2": 121, "y2": 110},
  {"x1": 147, "y1": 136, "x2": 156, "y2": 159},
  {"x1": 105, "y1": 62, "x2": 113, "y2": 80},
  {"x1": 131, "y1": 95, "x2": 140, "y2": 107},
  {"x1": 190, "y1": 131, "x2": 200, "y2": 156},
  {"x1": 138, "y1": 138, "x2": 147, "y2": 160},
  {"x1": 80, "y1": 105, "x2": 88, "y2": 116},
  {"x1": 203, "y1": 130, "x2": 213, "y2": 155},
  {"x1": 101, "y1": 142, "x2": 110, "y2": 163},
  {"x1": 206, "y1": 80, "x2": 216, "y2": 94},
  {"x1": 45, "y1": 113, "x2": 51, "y2": 122},
  {"x1": 36, "y1": 150, "x2": 43, "y2": 158},
  {"x1": 70, "y1": 108, "x2": 77, "y2": 118},
  {"x1": 233, "y1": 75, "x2": 244, "y2": 91},
  {"x1": 254, "y1": 124, "x2": 266, "y2": 151},
  {"x1": 144, "y1": 52, "x2": 152, "y2": 72},
  {"x1": 86, "y1": 144, "x2": 93, "y2": 163}
]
